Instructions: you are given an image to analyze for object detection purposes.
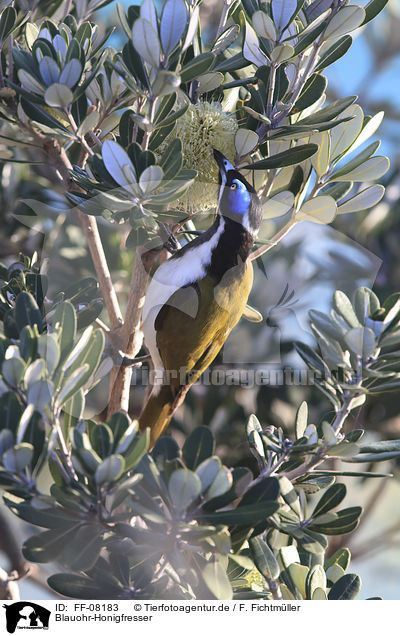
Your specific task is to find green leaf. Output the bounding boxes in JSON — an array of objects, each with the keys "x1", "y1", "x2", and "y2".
[
  {"x1": 362, "y1": 0, "x2": 389, "y2": 25},
  {"x1": 2, "y1": 443, "x2": 34, "y2": 472},
  {"x1": 333, "y1": 290, "x2": 361, "y2": 328},
  {"x1": 344, "y1": 327, "x2": 376, "y2": 357},
  {"x1": 95, "y1": 455, "x2": 125, "y2": 485},
  {"x1": 168, "y1": 469, "x2": 201, "y2": 511},
  {"x1": 306, "y1": 565, "x2": 326, "y2": 599},
  {"x1": 329, "y1": 156, "x2": 390, "y2": 182},
  {"x1": 132, "y1": 17, "x2": 161, "y2": 68},
  {"x1": 22, "y1": 526, "x2": 79, "y2": 563},
  {"x1": 63, "y1": 525, "x2": 104, "y2": 572},
  {"x1": 2, "y1": 357, "x2": 25, "y2": 387},
  {"x1": 358, "y1": 440, "x2": 400, "y2": 454},
  {"x1": 202, "y1": 502, "x2": 279, "y2": 526},
  {"x1": 328, "y1": 573, "x2": 361, "y2": 600},
  {"x1": 294, "y1": 74, "x2": 327, "y2": 112},
  {"x1": 180, "y1": 52, "x2": 215, "y2": 83},
  {"x1": 326, "y1": 547, "x2": 351, "y2": 572},
  {"x1": 295, "y1": 401, "x2": 308, "y2": 439},
  {"x1": 160, "y1": 0, "x2": 187, "y2": 56},
  {"x1": 249, "y1": 536, "x2": 280, "y2": 579},
  {"x1": 183, "y1": 426, "x2": 215, "y2": 469},
  {"x1": 310, "y1": 506, "x2": 362, "y2": 534},
  {"x1": 312, "y1": 483, "x2": 346, "y2": 518},
  {"x1": 297, "y1": 195, "x2": 337, "y2": 224},
  {"x1": 0, "y1": 7, "x2": 16, "y2": 43},
  {"x1": 196, "y1": 457, "x2": 221, "y2": 492},
  {"x1": 299, "y1": 96, "x2": 357, "y2": 125},
  {"x1": 243, "y1": 144, "x2": 318, "y2": 170},
  {"x1": 201, "y1": 559, "x2": 233, "y2": 600},
  {"x1": 48, "y1": 573, "x2": 121, "y2": 599},
  {"x1": 287, "y1": 562, "x2": 309, "y2": 597},
  {"x1": 44, "y1": 83, "x2": 74, "y2": 108},
  {"x1": 27, "y1": 379, "x2": 53, "y2": 411},
  {"x1": 337, "y1": 185, "x2": 384, "y2": 214},
  {"x1": 52, "y1": 301, "x2": 77, "y2": 358},
  {"x1": 324, "y1": 6, "x2": 365, "y2": 39},
  {"x1": 123, "y1": 428, "x2": 150, "y2": 471},
  {"x1": 15, "y1": 292, "x2": 43, "y2": 333},
  {"x1": 56, "y1": 364, "x2": 90, "y2": 407}
]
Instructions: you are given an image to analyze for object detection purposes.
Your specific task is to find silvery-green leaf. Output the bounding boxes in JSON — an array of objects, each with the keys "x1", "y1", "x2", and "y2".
[
  {"x1": 160, "y1": 0, "x2": 187, "y2": 56},
  {"x1": 38, "y1": 333, "x2": 59, "y2": 374},
  {"x1": 324, "y1": 5, "x2": 366, "y2": 39},
  {"x1": 182, "y1": 5, "x2": 200, "y2": 52},
  {"x1": 59, "y1": 59, "x2": 82, "y2": 88},
  {"x1": 295, "y1": 401, "x2": 308, "y2": 439},
  {"x1": 95, "y1": 454, "x2": 125, "y2": 485},
  {"x1": 287, "y1": 562, "x2": 309, "y2": 597},
  {"x1": 212, "y1": 25, "x2": 240, "y2": 55},
  {"x1": 252, "y1": 11, "x2": 277, "y2": 40},
  {"x1": 62, "y1": 326, "x2": 93, "y2": 371},
  {"x1": 296, "y1": 195, "x2": 337, "y2": 224},
  {"x1": 270, "y1": 44, "x2": 294, "y2": 63},
  {"x1": 235, "y1": 128, "x2": 259, "y2": 157},
  {"x1": 2, "y1": 357, "x2": 25, "y2": 386},
  {"x1": 329, "y1": 155, "x2": 390, "y2": 182},
  {"x1": 151, "y1": 70, "x2": 180, "y2": 96},
  {"x1": 304, "y1": 424, "x2": 318, "y2": 445},
  {"x1": 115, "y1": 420, "x2": 139, "y2": 454},
  {"x1": 17, "y1": 404, "x2": 35, "y2": 443},
  {"x1": 334, "y1": 290, "x2": 361, "y2": 327},
  {"x1": 262, "y1": 190, "x2": 294, "y2": 219},
  {"x1": 140, "y1": 0, "x2": 158, "y2": 31},
  {"x1": 102, "y1": 140, "x2": 137, "y2": 190},
  {"x1": 310, "y1": 132, "x2": 330, "y2": 176},
  {"x1": 330, "y1": 104, "x2": 363, "y2": 160},
  {"x1": 44, "y1": 83, "x2": 73, "y2": 108},
  {"x1": 271, "y1": 0, "x2": 297, "y2": 34},
  {"x1": 280, "y1": 545, "x2": 300, "y2": 568},
  {"x1": 243, "y1": 22, "x2": 270, "y2": 67},
  {"x1": 139, "y1": 165, "x2": 163, "y2": 194},
  {"x1": 3, "y1": 443, "x2": 33, "y2": 472},
  {"x1": 24, "y1": 359, "x2": 45, "y2": 388},
  {"x1": 341, "y1": 111, "x2": 384, "y2": 160},
  {"x1": 279, "y1": 476, "x2": 301, "y2": 516},
  {"x1": 338, "y1": 185, "x2": 384, "y2": 214},
  {"x1": 205, "y1": 467, "x2": 233, "y2": 500},
  {"x1": 322, "y1": 421, "x2": 337, "y2": 445},
  {"x1": 132, "y1": 18, "x2": 161, "y2": 68},
  {"x1": 25, "y1": 22, "x2": 39, "y2": 48},
  {"x1": 196, "y1": 457, "x2": 221, "y2": 492},
  {"x1": 0, "y1": 429, "x2": 14, "y2": 457},
  {"x1": 76, "y1": 109, "x2": 100, "y2": 137},
  {"x1": 18, "y1": 69, "x2": 45, "y2": 95},
  {"x1": 39, "y1": 56, "x2": 60, "y2": 85},
  {"x1": 168, "y1": 469, "x2": 201, "y2": 512},
  {"x1": 197, "y1": 72, "x2": 224, "y2": 94},
  {"x1": 56, "y1": 364, "x2": 90, "y2": 406},
  {"x1": 53, "y1": 34, "x2": 67, "y2": 60},
  {"x1": 344, "y1": 327, "x2": 376, "y2": 358},
  {"x1": 27, "y1": 379, "x2": 53, "y2": 410}
]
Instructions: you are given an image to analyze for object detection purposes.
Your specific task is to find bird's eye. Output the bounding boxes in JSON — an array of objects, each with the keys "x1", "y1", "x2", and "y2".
[{"x1": 230, "y1": 183, "x2": 237, "y2": 190}]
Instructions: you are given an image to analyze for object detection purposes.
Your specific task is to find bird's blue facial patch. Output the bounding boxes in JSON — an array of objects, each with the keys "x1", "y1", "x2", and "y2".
[{"x1": 227, "y1": 178, "x2": 251, "y2": 216}]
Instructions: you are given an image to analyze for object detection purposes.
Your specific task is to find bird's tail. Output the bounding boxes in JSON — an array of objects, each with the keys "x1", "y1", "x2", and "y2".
[{"x1": 138, "y1": 384, "x2": 189, "y2": 447}]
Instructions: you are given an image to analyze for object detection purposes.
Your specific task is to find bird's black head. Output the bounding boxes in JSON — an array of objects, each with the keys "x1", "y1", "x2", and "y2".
[{"x1": 213, "y1": 149, "x2": 262, "y2": 236}]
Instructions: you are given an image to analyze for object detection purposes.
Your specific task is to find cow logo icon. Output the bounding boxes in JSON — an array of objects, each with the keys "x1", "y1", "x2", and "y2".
[{"x1": 3, "y1": 602, "x2": 50, "y2": 633}]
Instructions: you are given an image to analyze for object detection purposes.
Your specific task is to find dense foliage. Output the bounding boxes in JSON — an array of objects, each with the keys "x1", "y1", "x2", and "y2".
[{"x1": 0, "y1": 0, "x2": 397, "y2": 601}]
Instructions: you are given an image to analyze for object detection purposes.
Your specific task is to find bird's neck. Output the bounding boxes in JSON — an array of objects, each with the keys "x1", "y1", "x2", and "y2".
[{"x1": 207, "y1": 214, "x2": 254, "y2": 282}]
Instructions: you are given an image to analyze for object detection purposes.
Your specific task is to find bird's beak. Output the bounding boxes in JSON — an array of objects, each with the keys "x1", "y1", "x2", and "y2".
[{"x1": 213, "y1": 149, "x2": 234, "y2": 180}]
